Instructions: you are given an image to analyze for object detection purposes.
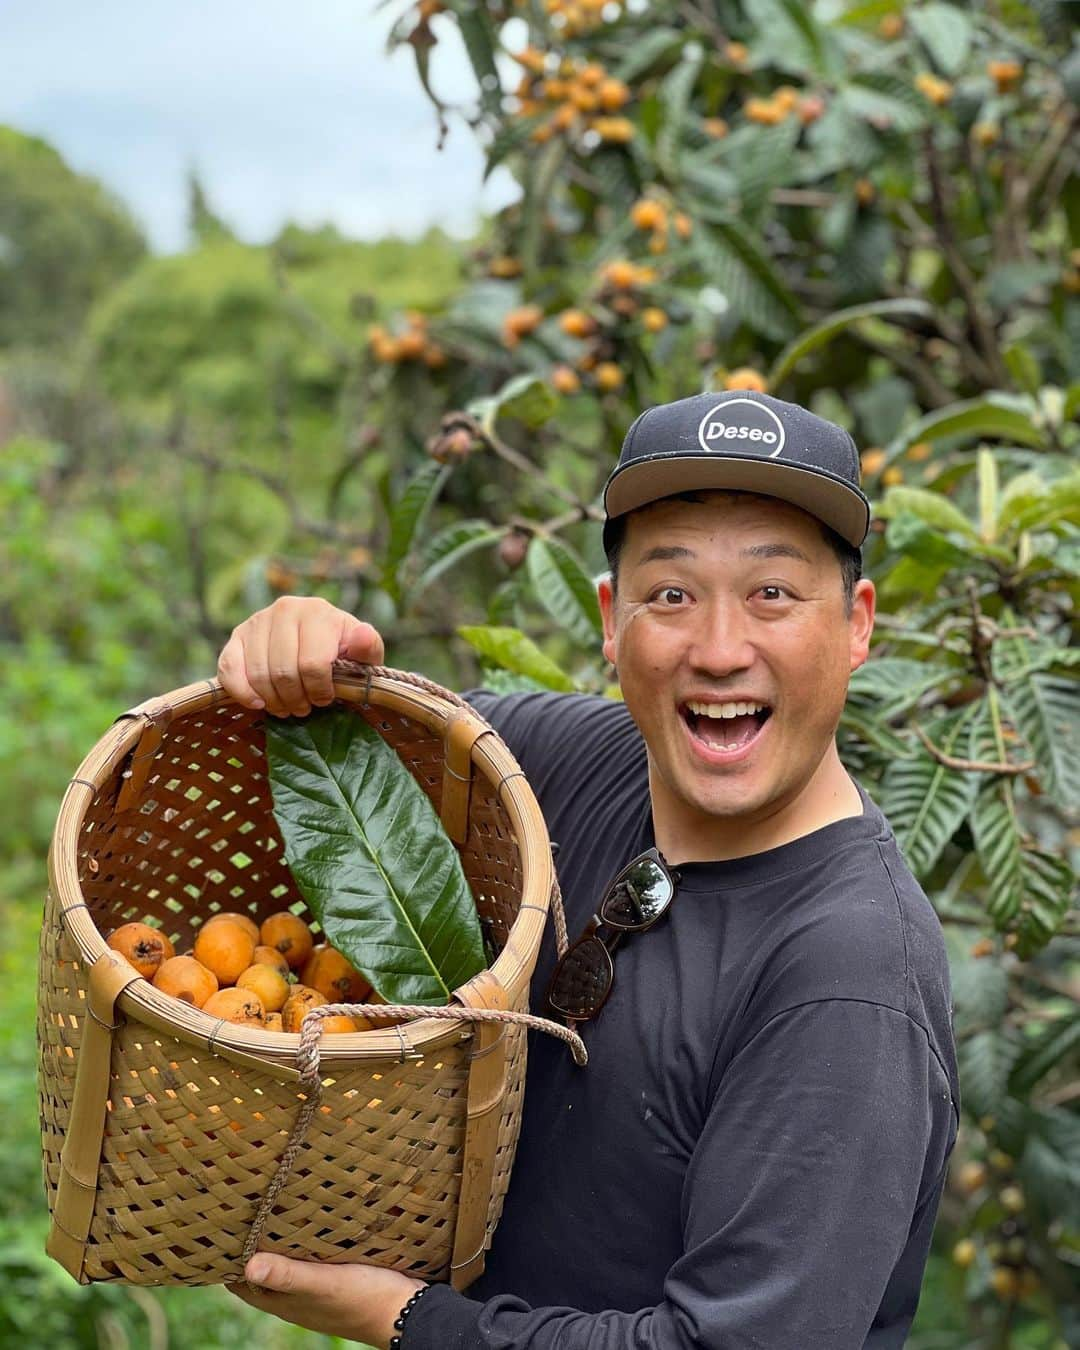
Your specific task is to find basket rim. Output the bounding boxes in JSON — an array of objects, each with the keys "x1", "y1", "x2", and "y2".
[{"x1": 48, "y1": 669, "x2": 553, "y2": 1077}]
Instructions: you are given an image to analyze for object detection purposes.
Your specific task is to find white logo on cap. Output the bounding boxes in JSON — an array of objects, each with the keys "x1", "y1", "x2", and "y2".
[{"x1": 697, "y1": 398, "x2": 786, "y2": 458}]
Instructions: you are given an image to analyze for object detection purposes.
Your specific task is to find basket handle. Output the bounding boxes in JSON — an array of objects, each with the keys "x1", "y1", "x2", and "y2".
[{"x1": 240, "y1": 996, "x2": 586, "y2": 1289}]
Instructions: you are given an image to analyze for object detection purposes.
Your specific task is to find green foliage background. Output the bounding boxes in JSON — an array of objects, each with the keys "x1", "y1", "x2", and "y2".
[{"x1": 2, "y1": 1, "x2": 1078, "y2": 1346}]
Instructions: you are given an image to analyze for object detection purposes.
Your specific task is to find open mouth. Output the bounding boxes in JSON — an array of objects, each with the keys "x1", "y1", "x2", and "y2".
[{"x1": 681, "y1": 699, "x2": 772, "y2": 753}]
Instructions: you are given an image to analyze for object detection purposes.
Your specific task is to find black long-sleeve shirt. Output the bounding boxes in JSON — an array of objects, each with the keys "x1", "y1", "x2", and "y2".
[{"x1": 403, "y1": 692, "x2": 959, "y2": 1349}]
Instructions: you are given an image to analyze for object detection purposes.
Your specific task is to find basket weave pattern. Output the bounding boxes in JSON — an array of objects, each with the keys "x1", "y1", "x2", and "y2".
[{"x1": 39, "y1": 669, "x2": 554, "y2": 1286}]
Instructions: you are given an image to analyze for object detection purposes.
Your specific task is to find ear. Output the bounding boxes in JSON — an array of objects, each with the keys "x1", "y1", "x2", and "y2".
[
  {"x1": 848, "y1": 578, "x2": 876, "y2": 672},
  {"x1": 597, "y1": 574, "x2": 618, "y2": 666}
]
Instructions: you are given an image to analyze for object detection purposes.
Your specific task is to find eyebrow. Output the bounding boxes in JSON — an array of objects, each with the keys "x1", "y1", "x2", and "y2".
[{"x1": 634, "y1": 542, "x2": 812, "y2": 566}]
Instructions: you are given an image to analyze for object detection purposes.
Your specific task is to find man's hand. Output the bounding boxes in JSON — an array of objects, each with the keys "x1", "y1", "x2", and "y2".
[
  {"x1": 226, "y1": 1253, "x2": 426, "y2": 1348},
  {"x1": 217, "y1": 596, "x2": 385, "y2": 718}
]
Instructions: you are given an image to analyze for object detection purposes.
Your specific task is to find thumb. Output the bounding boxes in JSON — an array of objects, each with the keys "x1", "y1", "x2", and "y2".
[
  {"x1": 338, "y1": 617, "x2": 385, "y2": 667},
  {"x1": 245, "y1": 1252, "x2": 329, "y2": 1294}
]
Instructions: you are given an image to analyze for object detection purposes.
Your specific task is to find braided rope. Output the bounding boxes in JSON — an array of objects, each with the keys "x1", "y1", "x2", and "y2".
[{"x1": 242, "y1": 1001, "x2": 586, "y2": 1283}]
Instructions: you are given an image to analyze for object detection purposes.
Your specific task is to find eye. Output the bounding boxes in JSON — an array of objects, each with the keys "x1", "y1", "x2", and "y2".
[
  {"x1": 652, "y1": 586, "x2": 688, "y2": 606},
  {"x1": 756, "y1": 585, "x2": 788, "y2": 601}
]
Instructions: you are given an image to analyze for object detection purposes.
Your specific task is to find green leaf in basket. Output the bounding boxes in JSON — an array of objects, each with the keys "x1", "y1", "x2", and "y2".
[{"x1": 265, "y1": 707, "x2": 486, "y2": 1006}]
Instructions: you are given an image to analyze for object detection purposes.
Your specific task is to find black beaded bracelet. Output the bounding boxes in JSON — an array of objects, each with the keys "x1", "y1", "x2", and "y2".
[{"x1": 388, "y1": 1283, "x2": 430, "y2": 1350}]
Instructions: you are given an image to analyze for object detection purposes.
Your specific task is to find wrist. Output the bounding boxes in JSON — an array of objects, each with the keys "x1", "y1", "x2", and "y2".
[{"x1": 388, "y1": 1279, "x2": 430, "y2": 1349}]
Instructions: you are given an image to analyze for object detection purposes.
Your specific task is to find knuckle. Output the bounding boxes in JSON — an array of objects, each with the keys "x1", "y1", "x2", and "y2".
[{"x1": 269, "y1": 666, "x2": 302, "y2": 688}]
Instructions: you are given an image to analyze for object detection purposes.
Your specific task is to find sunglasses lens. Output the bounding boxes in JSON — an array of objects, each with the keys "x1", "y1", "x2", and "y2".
[
  {"x1": 600, "y1": 858, "x2": 674, "y2": 929},
  {"x1": 547, "y1": 936, "x2": 612, "y2": 1020}
]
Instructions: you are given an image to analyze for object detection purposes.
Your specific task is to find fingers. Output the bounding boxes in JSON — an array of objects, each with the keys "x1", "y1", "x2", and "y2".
[{"x1": 217, "y1": 598, "x2": 387, "y2": 719}]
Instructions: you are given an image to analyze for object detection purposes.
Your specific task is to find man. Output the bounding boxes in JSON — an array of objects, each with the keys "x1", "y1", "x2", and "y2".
[{"x1": 221, "y1": 391, "x2": 959, "y2": 1349}]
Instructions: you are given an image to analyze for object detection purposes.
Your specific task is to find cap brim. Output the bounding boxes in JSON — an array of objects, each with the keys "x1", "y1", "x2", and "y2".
[{"x1": 603, "y1": 454, "x2": 870, "y2": 548}]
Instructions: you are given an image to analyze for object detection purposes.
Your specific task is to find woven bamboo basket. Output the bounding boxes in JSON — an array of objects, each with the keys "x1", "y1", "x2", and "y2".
[{"x1": 39, "y1": 662, "x2": 583, "y2": 1289}]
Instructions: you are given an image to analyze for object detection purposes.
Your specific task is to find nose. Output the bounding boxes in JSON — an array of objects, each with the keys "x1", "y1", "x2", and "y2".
[{"x1": 685, "y1": 598, "x2": 756, "y2": 678}]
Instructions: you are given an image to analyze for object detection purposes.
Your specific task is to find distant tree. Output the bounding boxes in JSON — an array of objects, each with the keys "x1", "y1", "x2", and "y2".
[
  {"x1": 0, "y1": 127, "x2": 146, "y2": 349},
  {"x1": 186, "y1": 169, "x2": 235, "y2": 246}
]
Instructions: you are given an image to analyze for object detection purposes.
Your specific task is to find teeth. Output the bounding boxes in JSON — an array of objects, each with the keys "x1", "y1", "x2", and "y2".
[{"x1": 686, "y1": 700, "x2": 766, "y2": 719}]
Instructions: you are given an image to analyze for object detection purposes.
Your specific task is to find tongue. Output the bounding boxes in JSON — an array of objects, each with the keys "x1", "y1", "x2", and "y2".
[{"x1": 694, "y1": 713, "x2": 759, "y2": 748}]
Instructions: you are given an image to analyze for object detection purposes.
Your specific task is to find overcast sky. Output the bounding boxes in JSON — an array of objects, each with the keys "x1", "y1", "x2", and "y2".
[{"x1": 1, "y1": 0, "x2": 519, "y2": 252}]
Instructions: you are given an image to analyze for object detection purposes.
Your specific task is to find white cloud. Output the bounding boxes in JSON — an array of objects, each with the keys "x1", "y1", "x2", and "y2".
[{"x1": 0, "y1": 0, "x2": 518, "y2": 251}]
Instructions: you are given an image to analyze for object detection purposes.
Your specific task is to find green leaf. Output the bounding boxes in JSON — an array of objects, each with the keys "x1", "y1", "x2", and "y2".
[
  {"x1": 751, "y1": 0, "x2": 844, "y2": 78},
  {"x1": 655, "y1": 49, "x2": 702, "y2": 179},
  {"x1": 470, "y1": 372, "x2": 559, "y2": 433},
  {"x1": 770, "y1": 298, "x2": 932, "y2": 388},
  {"x1": 971, "y1": 778, "x2": 1074, "y2": 948},
  {"x1": 457, "y1": 625, "x2": 576, "y2": 691},
  {"x1": 409, "y1": 520, "x2": 503, "y2": 603},
  {"x1": 847, "y1": 657, "x2": 959, "y2": 718},
  {"x1": 950, "y1": 957, "x2": 1009, "y2": 1039},
  {"x1": 1009, "y1": 1012, "x2": 1080, "y2": 1097},
  {"x1": 1020, "y1": 1109, "x2": 1080, "y2": 1229},
  {"x1": 692, "y1": 216, "x2": 802, "y2": 339},
  {"x1": 613, "y1": 28, "x2": 684, "y2": 82},
  {"x1": 960, "y1": 1028, "x2": 1021, "y2": 1121},
  {"x1": 883, "y1": 394, "x2": 1047, "y2": 458},
  {"x1": 996, "y1": 470, "x2": 1051, "y2": 534},
  {"x1": 840, "y1": 75, "x2": 929, "y2": 133},
  {"x1": 880, "y1": 708, "x2": 981, "y2": 879},
  {"x1": 907, "y1": 2, "x2": 972, "y2": 75},
  {"x1": 722, "y1": 121, "x2": 800, "y2": 217},
  {"x1": 266, "y1": 708, "x2": 486, "y2": 1005},
  {"x1": 382, "y1": 462, "x2": 448, "y2": 604},
  {"x1": 838, "y1": 706, "x2": 916, "y2": 760},
  {"x1": 1003, "y1": 471, "x2": 1080, "y2": 533},
  {"x1": 977, "y1": 448, "x2": 1000, "y2": 543},
  {"x1": 448, "y1": 1, "x2": 501, "y2": 115},
  {"x1": 1001, "y1": 669, "x2": 1080, "y2": 811},
  {"x1": 526, "y1": 536, "x2": 603, "y2": 646},
  {"x1": 878, "y1": 485, "x2": 978, "y2": 539}
]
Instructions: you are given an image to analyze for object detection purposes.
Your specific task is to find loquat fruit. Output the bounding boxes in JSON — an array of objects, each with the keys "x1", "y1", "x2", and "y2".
[
  {"x1": 593, "y1": 116, "x2": 635, "y2": 142},
  {"x1": 594, "y1": 362, "x2": 624, "y2": 392},
  {"x1": 987, "y1": 59, "x2": 1023, "y2": 94},
  {"x1": 559, "y1": 308, "x2": 596, "y2": 337},
  {"x1": 798, "y1": 95, "x2": 826, "y2": 125},
  {"x1": 601, "y1": 259, "x2": 639, "y2": 290},
  {"x1": 881, "y1": 466, "x2": 904, "y2": 487},
  {"x1": 725, "y1": 41, "x2": 749, "y2": 66},
  {"x1": 551, "y1": 364, "x2": 582, "y2": 394},
  {"x1": 905, "y1": 441, "x2": 933, "y2": 462},
  {"x1": 952, "y1": 1238, "x2": 976, "y2": 1268},
  {"x1": 152, "y1": 955, "x2": 218, "y2": 1008},
  {"x1": 673, "y1": 212, "x2": 692, "y2": 240},
  {"x1": 488, "y1": 255, "x2": 523, "y2": 279},
  {"x1": 194, "y1": 920, "x2": 257, "y2": 986},
  {"x1": 107, "y1": 922, "x2": 176, "y2": 980},
  {"x1": 723, "y1": 368, "x2": 769, "y2": 393},
  {"x1": 878, "y1": 14, "x2": 904, "y2": 40},
  {"x1": 860, "y1": 449, "x2": 887, "y2": 474},
  {"x1": 703, "y1": 117, "x2": 729, "y2": 139},
  {"x1": 281, "y1": 986, "x2": 329, "y2": 1033},
  {"x1": 259, "y1": 912, "x2": 315, "y2": 970},
  {"x1": 250, "y1": 944, "x2": 290, "y2": 976},
  {"x1": 202, "y1": 912, "x2": 260, "y2": 944},
  {"x1": 300, "y1": 944, "x2": 373, "y2": 1003},
  {"x1": 597, "y1": 78, "x2": 630, "y2": 112},
  {"x1": 202, "y1": 987, "x2": 266, "y2": 1026},
  {"x1": 630, "y1": 198, "x2": 667, "y2": 232},
  {"x1": 915, "y1": 73, "x2": 953, "y2": 106},
  {"x1": 264, "y1": 1012, "x2": 283, "y2": 1031},
  {"x1": 502, "y1": 304, "x2": 544, "y2": 344},
  {"x1": 236, "y1": 963, "x2": 291, "y2": 1013},
  {"x1": 641, "y1": 307, "x2": 669, "y2": 333}
]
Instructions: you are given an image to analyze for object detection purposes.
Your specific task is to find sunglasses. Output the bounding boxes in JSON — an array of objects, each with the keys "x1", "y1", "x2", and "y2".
[{"x1": 546, "y1": 848, "x2": 680, "y2": 1023}]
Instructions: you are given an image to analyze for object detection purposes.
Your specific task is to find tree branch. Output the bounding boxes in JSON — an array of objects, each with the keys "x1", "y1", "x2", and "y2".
[{"x1": 913, "y1": 722, "x2": 1034, "y2": 775}]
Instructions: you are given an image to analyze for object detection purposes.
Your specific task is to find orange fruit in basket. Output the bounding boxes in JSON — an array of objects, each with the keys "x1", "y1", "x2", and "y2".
[
  {"x1": 236, "y1": 963, "x2": 290, "y2": 1012},
  {"x1": 203, "y1": 988, "x2": 266, "y2": 1025},
  {"x1": 201, "y1": 911, "x2": 260, "y2": 944},
  {"x1": 250, "y1": 944, "x2": 291, "y2": 976},
  {"x1": 300, "y1": 944, "x2": 373, "y2": 1003},
  {"x1": 321, "y1": 1015, "x2": 363, "y2": 1034},
  {"x1": 264, "y1": 1012, "x2": 283, "y2": 1031},
  {"x1": 281, "y1": 986, "x2": 328, "y2": 1033},
  {"x1": 107, "y1": 922, "x2": 176, "y2": 979},
  {"x1": 152, "y1": 955, "x2": 218, "y2": 1007},
  {"x1": 193, "y1": 920, "x2": 256, "y2": 986},
  {"x1": 260, "y1": 912, "x2": 315, "y2": 969}
]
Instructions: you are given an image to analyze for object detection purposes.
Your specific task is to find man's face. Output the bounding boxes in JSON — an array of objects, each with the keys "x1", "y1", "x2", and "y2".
[{"x1": 597, "y1": 493, "x2": 874, "y2": 843}]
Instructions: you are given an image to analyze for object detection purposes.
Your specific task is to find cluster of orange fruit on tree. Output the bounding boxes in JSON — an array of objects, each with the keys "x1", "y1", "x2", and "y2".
[
  {"x1": 367, "y1": 311, "x2": 447, "y2": 368},
  {"x1": 106, "y1": 913, "x2": 394, "y2": 1034},
  {"x1": 539, "y1": 0, "x2": 624, "y2": 41},
  {"x1": 629, "y1": 196, "x2": 693, "y2": 256},
  {"x1": 510, "y1": 47, "x2": 633, "y2": 145},
  {"x1": 744, "y1": 85, "x2": 825, "y2": 127}
]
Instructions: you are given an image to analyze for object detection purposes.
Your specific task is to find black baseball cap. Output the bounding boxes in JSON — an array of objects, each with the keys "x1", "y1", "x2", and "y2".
[{"x1": 602, "y1": 390, "x2": 870, "y2": 550}]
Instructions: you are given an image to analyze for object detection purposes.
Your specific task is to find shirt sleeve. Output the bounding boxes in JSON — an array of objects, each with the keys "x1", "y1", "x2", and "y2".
[{"x1": 401, "y1": 999, "x2": 954, "y2": 1350}]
